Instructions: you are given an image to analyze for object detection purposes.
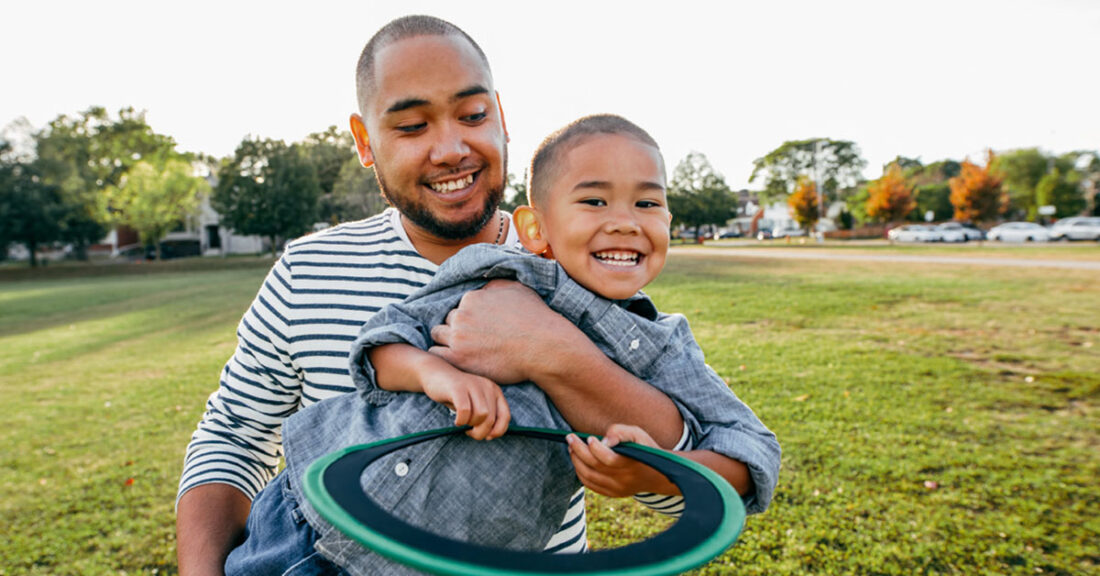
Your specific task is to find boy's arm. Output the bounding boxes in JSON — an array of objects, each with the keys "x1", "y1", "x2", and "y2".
[
  {"x1": 369, "y1": 343, "x2": 510, "y2": 440},
  {"x1": 566, "y1": 424, "x2": 754, "y2": 498},
  {"x1": 427, "y1": 280, "x2": 685, "y2": 448}
]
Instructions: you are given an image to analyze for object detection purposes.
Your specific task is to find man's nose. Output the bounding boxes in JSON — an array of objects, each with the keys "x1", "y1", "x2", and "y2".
[{"x1": 429, "y1": 123, "x2": 470, "y2": 165}]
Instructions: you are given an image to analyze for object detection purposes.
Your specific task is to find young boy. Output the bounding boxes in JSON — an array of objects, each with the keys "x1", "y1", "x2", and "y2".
[{"x1": 230, "y1": 115, "x2": 780, "y2": 575}]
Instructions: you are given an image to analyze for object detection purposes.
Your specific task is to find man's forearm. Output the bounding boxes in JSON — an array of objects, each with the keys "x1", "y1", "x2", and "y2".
[
  {"x1": 535, "y1": 336, "x2": 684, "y2": 448},
  {"x1": 176, "y1": 483, "x2": 250, "y2": 576}
]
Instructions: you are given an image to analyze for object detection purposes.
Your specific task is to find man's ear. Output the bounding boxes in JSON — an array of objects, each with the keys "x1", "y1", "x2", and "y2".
[
  {"x1": 349, "y1": 113, "x2": 375, "y2": 167},
  {"x1": 496, "y1": 91, "x2": 510, "y2": 143},
  {"x1": 513, "y1": 206, "x2": 551, "y2": 257}
]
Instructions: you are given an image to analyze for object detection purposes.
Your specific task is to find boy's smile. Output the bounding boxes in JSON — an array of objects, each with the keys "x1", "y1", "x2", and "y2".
[{"x1": 535, "y1": 133, "x2": 671, "y2": 300}]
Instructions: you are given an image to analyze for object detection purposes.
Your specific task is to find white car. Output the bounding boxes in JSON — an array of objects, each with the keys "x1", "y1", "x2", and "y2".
[
  {"x1": 1048, "y1": 216, "x2": 1100, "y2": 241},
  {"x1": 935, "y1": 222, "x2": 985, "y2": 242},
  {"x1": 888, "y1": 224, "x2": 942, "y2": 242},
  {"x1": 987, "y1": 221, "x2": 1050, "y2": 242}
]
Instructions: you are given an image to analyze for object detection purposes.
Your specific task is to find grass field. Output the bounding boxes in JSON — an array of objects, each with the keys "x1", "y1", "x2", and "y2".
[{"x1": 1, "y1": 248, "x2": 1097, "y2": 575}]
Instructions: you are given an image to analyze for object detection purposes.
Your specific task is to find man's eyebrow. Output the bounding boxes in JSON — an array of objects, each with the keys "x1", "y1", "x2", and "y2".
[
  {"x1": 384, "y1": 85, "x2": 489, "y2": 115},
  {"x1": 452, "y1": 85, "x2": 489, "y2": 102},
  {"x1": 385, "y1": 98, "x2": 430, "y2": 114}
]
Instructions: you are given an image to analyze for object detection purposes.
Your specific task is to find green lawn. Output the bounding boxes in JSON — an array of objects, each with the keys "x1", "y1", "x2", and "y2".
[{"x1": 1, "y1": 251, "x2": 1097, "y2": 575}]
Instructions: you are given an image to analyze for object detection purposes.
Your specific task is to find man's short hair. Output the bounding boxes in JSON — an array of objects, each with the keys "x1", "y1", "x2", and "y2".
[
  {"x1": 356, "y1": 15, "x2": 491, "y2": 116},
  {"x1": 527, "y1": 114, "x2": 662, "y2": 207}
]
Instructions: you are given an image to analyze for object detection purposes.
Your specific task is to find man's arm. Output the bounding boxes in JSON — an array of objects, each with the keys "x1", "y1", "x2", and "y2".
[
  {"x1": 176, "y1": 484, "x2": 250, "y2": 576},
  {"x1": 427, "y1": 280, "x2": 684, "y2": 448}
]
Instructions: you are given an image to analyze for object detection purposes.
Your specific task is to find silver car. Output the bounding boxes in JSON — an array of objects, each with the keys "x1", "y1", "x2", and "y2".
[
  {"x1": 1048, "y1": 216, "x2": 1100, "y2": 241},
  {"x1": 987, "y1": 221, "x2": 1050, "y2": 242},
  {"x1": 935, "y1": 222, "x2": 985, "y2": 242}
]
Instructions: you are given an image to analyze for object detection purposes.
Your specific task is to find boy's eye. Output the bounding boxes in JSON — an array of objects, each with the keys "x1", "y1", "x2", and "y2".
[
  {"x1": 396, "y1": 123, "x2": 426, "y2": 134},
  {"x1": 636, "y1": 200, "x2": 663, "y2": 208},
  {"x1": 579, "y1": 198, "x2": 606, "y2": 207}
]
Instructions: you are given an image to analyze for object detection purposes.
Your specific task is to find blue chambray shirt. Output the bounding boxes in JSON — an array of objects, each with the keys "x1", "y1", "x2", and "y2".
[{"x1": 283, "y1": 244, "x2": 781, "y2": 575}]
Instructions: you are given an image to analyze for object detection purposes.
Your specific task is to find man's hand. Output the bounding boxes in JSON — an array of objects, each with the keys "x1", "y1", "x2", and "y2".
[
  {"x1": 429, "y1": 279, "x2": 684, "y2": 447},
  {"x1": 422, "y1": 370, "x2": 511, "y2": 441},
  {"x1": 565, "y1": 424, "x2": 678, "y2": 497},
  {"x1": 429, "y1": 279, "x2": 564, "y2": 385}
]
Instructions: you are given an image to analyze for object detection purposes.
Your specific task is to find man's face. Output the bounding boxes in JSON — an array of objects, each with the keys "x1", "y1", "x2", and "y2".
[
  {"x1": 537, "y1": 134, "x2": 671, "y2": 300},
  {"x1": 364, "y1": 34, "x2": 507, "y2": 239}
]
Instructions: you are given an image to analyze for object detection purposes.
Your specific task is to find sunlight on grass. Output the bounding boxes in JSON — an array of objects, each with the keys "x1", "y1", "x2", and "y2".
[{"x1": 1, "y1": 252, "x2": 1096, "y2": 575}]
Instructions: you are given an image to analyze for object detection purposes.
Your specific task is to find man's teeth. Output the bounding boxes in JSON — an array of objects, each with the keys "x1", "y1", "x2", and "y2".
[
  {"x1": 429, "y1": 174, "x2": 474, "y2": 193},
  {"x1": 594, "y1": 251, "x2": 640, "y2": 266}
]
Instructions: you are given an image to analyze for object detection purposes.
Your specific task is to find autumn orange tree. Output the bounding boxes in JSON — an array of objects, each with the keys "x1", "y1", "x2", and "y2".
[
  {"x1": 866, "y1": 164, "x2": 917, "y2": 224},
  {"x1": 950, "y1": 150, "x2": 1007, "y2": 224},
  {"x1": 787, "y1": 175, "x2": 821, "y2": 231}
]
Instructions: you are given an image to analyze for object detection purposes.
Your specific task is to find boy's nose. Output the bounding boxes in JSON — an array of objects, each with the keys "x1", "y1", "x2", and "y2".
[
  {"x1": 604, "y1": 210, "x2": 641, "y2": 234},
  {"x1": 429, "y1": 123, "x2": 470, "y2": 166}
]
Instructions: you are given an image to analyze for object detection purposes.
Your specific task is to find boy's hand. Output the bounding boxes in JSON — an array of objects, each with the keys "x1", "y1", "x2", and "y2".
[
  {"x1": 422, "y1": 371, "x2": 510, "y2": 441},
  {"x1": 566, "y1": 424, "x2": 677, "y2": 497}
]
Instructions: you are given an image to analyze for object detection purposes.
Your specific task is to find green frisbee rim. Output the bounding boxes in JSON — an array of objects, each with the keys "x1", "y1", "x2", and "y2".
[{"x1": 302, "y1": 426, "x2": 745, "y2": 576}]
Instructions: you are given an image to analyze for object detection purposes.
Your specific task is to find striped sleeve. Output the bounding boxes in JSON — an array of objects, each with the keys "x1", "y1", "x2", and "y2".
[
  {"x1": 631, "y1": 421, "x2": 692, "y2": 517},
  {"x1": 177, "y1": 255, "x2": 305, "y2": 503}
]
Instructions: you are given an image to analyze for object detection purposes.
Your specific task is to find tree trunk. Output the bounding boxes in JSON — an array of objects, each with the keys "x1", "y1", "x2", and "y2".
[{"x1": 28, "y1": 238, "x2": 39, "y2": 268}]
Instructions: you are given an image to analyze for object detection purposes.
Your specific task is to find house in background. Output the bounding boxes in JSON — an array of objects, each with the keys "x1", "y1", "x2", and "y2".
[{"x1": 100, "y1": 175, "x2": 267, "y2": 259}]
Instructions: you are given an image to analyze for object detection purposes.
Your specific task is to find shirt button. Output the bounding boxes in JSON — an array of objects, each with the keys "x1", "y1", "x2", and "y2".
[
  {"x1": 629, "y1": 339, "x2": 640, "y2": 351},
  {"x1": 394, "y1": 462, "x2": 410, "y2": 477}
]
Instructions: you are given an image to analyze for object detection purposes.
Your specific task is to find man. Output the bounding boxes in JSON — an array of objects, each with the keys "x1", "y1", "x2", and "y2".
[{"x1": 176, "y1": 15, "x2": 685, "y2": 575}]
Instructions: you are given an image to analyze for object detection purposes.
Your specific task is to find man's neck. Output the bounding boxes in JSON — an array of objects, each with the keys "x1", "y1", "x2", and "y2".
[{"x1": 401, "y1": 212, "x2": 505, "y2": 265}]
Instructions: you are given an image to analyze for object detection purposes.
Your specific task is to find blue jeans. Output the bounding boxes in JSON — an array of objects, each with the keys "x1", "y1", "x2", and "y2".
[{"x1": 224, "y1": 471, "x2": 349, "y2": 576}]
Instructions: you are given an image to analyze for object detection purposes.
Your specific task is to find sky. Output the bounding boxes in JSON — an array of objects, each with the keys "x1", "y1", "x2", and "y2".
[{"x1": 2, "y1": 0, "x2": 1098, "y2": 190}]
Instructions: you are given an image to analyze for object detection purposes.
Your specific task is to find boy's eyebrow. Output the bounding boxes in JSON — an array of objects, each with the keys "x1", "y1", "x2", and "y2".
[
  {"x1": 384, "y1": 85, "x2": 490, "y2": 115},
  {"x1": 573, "y1": 180, "x2": 666, "y2": 191}
]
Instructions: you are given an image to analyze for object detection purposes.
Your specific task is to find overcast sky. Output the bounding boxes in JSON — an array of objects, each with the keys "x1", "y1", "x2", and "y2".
[{"x1": 2, "y1": 0, "x2": 1097, "y2": 189}]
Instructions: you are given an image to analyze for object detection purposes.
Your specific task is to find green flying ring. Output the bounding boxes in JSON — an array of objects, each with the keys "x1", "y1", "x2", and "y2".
[{"x1": 302, "y1": 426, "x2": 745, "y2": 576}]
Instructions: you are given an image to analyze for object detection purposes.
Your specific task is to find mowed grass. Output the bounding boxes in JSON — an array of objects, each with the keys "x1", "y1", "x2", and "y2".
[{"x1": 2, "y1": 250, "x2": 1098, "y2": 575}]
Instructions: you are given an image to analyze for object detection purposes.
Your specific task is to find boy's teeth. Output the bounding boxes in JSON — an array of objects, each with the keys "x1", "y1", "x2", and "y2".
[
  {"x1": 594, "y1": 251, "x2": 639, "y2": 266},
  {"x1": 430, "y1": 174, "x2": 474, "y2": 193}
]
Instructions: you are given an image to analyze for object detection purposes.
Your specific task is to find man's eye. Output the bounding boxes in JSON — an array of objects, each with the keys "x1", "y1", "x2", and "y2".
[
  {"x1": 396, "y1": 123, "x2": 426, "y2": 134},
  {"x1": 462, "y1": 112, "x2": 487, "y2": 123}
]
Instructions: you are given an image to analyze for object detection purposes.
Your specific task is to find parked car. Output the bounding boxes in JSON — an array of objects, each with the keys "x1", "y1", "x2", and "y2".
[
  {"x1": 935, "y1": 221, "x2": 985, "y2": 242},
  {"x1": 1048, "y1": 216, "x2": 1100, "y2": 241},
  {"x1": 986, "y1": 221, "x2": 1050, "y2": 243},
  {"x1": 713, "y1": 229, "x2": 743, "y2": 239},
  {"x1": 888, "y1": 224, "x2": 942, "y2": 243},
  {"x1": 772, "y1": 226, "x2": 807, "y2": 239},
  {"x1": 756, "y1": 227, "x2": 774, "y2": 240}
]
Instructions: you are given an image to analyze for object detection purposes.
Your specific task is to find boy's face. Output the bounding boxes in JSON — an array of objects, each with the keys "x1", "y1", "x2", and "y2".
[
  {"x1": 537, "y1": 133, "x2": 671, "y2": 300},
  {"x1": 360, "y1": 34, "x2": 507, "y2": 240}
]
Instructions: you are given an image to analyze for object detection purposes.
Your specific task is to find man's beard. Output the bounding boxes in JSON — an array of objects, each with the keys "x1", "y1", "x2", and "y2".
[{"x1": 376, "y1": 153, "x2": 507, "y2": 241}]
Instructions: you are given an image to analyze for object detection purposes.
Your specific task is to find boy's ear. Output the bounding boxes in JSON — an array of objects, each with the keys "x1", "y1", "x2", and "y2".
[
  {"x1": 513, "y1": 206, "x2": 551, "y2": 257},
  {"x1": 496, "y1": 91, "x2": 510, "y2": 143},
  {"x1": 349, "y1": 113, "x2": 375, "y2": 168}
]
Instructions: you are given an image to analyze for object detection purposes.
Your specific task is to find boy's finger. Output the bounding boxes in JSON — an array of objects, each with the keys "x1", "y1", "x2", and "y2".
[
  {"x1": 586, "y1": 436, "x2": 624, "y2": 467},
  {"x1": 488, "y1": 395, "x2": 510, "y2": 440}
]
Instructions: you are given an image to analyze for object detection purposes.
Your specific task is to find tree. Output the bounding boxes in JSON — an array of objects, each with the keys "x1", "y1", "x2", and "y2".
[
  {"x1": 302, "y1": 126, "x2": 357, "y2": 223},
  {"x1": 101, "y1": 159, "x2": 207, "y2": 260},
  {"x1": 213, "y1": 137, "x2": 321, "y2": 255},
  {"x1": 787, "y1": 176, "x2": 821, "y2": 232},
  {"x1": 667, "y1": 152, "x2": 737, "y2": 240},
  {"x1": 0, "y1": 143, "x2": 66, "y2": 267},
  {"x1": 500, "y1": 171, "x2": 528, "y2": 213},
  {"x1": 866, "y1": 164, "x2": 917, "y2": 224},
  {"x1": 330, "y1": 155, "x2": 387, "y2": 223},
  {"x1": 1035, "y1": 168, "x2": 1085, "y2": 219},
  {"x1": 34, "y1": 107, "x2": 179, "y2": 258},
  {"x1": 950, "y1": 151, "x2": 1007, "y2": 225},
  {"x1": 992, "y1": 148, "x2": 1050, "y2": 220},
  {"x1": 749, "y1": 138, "x2": 866, "y2": 206}
]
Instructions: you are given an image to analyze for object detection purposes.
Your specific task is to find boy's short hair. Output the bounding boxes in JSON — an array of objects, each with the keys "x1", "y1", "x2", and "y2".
[
  {"x1": 527, "y1": 114, "x2": 662, "y2": 207},
  {"x1": 356, "y1": 15, "x2": 491, "y2": 116}
]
